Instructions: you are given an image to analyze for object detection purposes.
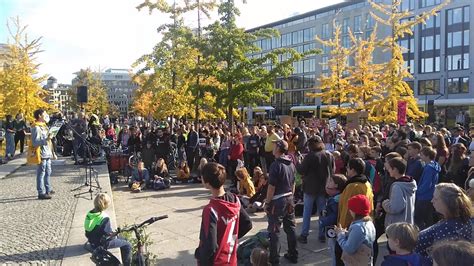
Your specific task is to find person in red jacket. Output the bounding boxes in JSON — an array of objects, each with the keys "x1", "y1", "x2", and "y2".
[
  {"x1": 228, "y1": 133, "x2": 244, "y2": 187},
  {"x1": 195, "y1": 162, "x2": 252, "y2": 265}
]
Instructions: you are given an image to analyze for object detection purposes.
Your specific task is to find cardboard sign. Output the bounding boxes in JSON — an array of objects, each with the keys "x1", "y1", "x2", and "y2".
[
  {"x1": 346, "y1": 113, "x2": 359, "y2": 130},
  {"x1": 397, "y1": 101, "x2": 407, "y2": 126},
  {"x1": 329, "y1": 118, "x2": 337, "y2": 130}
]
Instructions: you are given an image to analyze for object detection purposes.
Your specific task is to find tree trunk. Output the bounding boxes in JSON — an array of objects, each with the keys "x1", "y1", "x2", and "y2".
[{"x1": 228, "y1": 82, "x2": 234, "y2": 133}]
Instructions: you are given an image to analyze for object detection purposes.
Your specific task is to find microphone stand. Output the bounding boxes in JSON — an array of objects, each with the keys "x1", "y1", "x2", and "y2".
[{"x1": 67, "y1": 122, "x2": 102, "y2": 199}]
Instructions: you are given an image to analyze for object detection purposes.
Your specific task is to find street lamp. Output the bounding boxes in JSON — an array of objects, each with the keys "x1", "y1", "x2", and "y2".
[{"x1": 122, "y1": 93, "x2": 128, "y2": 117}]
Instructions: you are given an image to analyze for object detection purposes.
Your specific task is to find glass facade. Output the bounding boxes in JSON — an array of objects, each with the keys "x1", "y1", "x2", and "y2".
[
  {"x1": 419, "y1": 13, "x2": 440, "y2": 73},
  {"x1": 418, "y1": 79, "x2": 440, "y2": 95},
  {"x1": 400, "y1": 0, "x2": 415, "y2": 11},
  {"x1": 400, "y1": 17, "x2": 415, "y2": 74},
  {"x1": 446, "y1": 6, "x2": 470, "y2": 71},
  {"x1": 420, "y1": 0, "x2": 441, "y2": 8},
  {"x1": 448, "y1": 77, "x2": 469, "y2": 94}
]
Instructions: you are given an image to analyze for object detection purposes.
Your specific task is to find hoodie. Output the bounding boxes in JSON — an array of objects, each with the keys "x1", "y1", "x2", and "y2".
[
  {"x1": 268, "y1": 155, "x2": 296, "y2": 196},
  {"x1": 383, "y1": 176, "x2": 417, "y2": 227},
  {"x1": 382, "y1": 253, "x2": 427, "y2": 266},
  {"x1": 195, "y1": 192, "x2": 252, "y2": 266},
  {"x1": 84, "y1": 210, "x2": 112, "y2": 247},
  {"x1": 416, "y1": 161, "x2": 440, "y2": 201}
]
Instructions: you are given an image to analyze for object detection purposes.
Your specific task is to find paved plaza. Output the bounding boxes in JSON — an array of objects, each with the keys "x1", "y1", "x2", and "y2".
[
  {"x1": 0, "y1": 158, "x2": 388, "y2": 265},
  {"x1": 113, "y1": 181, "x2": 337, "y2": 265},
  {"x1": 0, "y1": 163, "x2": 82, "y2": 265}
]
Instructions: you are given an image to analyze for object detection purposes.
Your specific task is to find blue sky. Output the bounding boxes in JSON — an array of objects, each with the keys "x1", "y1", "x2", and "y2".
[{"x1": 0, "y1": 0, "x2": 343, "y2": 84}]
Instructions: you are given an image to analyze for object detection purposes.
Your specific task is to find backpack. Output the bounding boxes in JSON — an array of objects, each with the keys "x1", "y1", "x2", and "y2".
[
  {"x1": 153, "y1": 177, "x2": 171, "y2": 190},
  {"x1": 27, "y1": 135, "x2": 41, "y2": 165},
  {"x1": 237, "y1": 231, "x2": 270, "y2": 266}
]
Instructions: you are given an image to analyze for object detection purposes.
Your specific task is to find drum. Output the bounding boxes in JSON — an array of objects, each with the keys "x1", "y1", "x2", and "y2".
[{"x1": 109, "y1": 153, "x2": 128, "y2": 172}]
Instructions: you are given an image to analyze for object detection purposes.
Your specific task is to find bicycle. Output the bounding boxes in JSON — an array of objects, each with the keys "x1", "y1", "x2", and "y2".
[{"x1": 90, "y1": 215, "x2": 168, "y2": 266}]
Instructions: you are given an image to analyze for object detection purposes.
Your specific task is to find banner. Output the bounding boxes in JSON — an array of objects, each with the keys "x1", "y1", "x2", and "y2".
[
  {"x1": 329, "y1": 118, "x2": 338, "y2": 131},
  {"x1": 397, "y1": 101, "x2": 407, "y2": 126}
]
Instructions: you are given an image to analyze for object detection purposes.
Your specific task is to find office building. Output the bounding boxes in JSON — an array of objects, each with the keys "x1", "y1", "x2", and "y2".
[
  {"x1": 100, "y1": 69, "x2": 137, "y2": 115},
  {"x1": 0, "y1": 43, "x2": 9, "y2": 70},
  {"x1": 247, "y1": 0, "x2": 473, "y2": 126},
  {"x1": 43, "y1": 76, "x2": 73, "y2": 115}
]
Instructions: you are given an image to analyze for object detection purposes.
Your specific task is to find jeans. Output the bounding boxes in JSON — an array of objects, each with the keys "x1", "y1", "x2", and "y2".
[
  {"x1": 37, "y1": 158, "x2": 52, "y2": 195},
  {"x1": 328, "y1": 238, "x2": 337, "y2": 266},
  {"x1": 5, "y1": 132, "x2": 15, "y2": 157},
  {"x1": 72, "y1": 137, "x2": 84, "y2": 163},
  {"x1": 14, "y1": 131, "x2": 25, "y2": 153},
  {"x1": 108, "y1": 237, "x2": 132, "y2": 266},
  {"x1": 267, "y1": 196, "x2": 297, "y2": 264},
  {"x1": 300, "y1": 193, "x2": 326, "y2": 238}
]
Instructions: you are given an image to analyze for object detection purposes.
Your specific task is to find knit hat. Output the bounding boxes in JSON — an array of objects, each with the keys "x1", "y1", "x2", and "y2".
[{"x1": 347, "y1": 194, "x2": 371, "y2": 216}]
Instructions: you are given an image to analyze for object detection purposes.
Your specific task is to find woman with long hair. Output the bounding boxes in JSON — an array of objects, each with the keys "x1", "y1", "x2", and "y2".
[
  {"x1": 432, "y1": 133, "x2": 449, "y2": 182},
  {"x1": 446, "y1": 143, "x2": 469, "y2": 187},
  {"x1": 415, "y1": 183, "x2": 473, "y2": 260}
]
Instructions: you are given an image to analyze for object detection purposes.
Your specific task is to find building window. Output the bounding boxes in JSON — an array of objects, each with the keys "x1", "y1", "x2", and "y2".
[
  {"x1": 321, "y1": 56, "x2": 329, "y2": 72},
  {"x1": 448, "y1": 77, "x2": 469, "y2": 94},
  {"x1": 420, "y1": 0, "x2": 441, "y2": 8},
  {"x1": 303, "y1": 58, "x2": 316, "y2": 73},
  {"x1": 342, "y1": 35, "x2": 350, "y2": 48},
  {"x1": 354, "y1": 15, "x2": 362, "y2": 32},
  {"x1": 446, "y1": 6, "x2": 470, "y2": 71},
  {"x1": 400, "y1": 0, "x2": 415, "y2": 11},
  {"x1": 303, "y1": 74, "x2": 315, "y2": 88},
  {"x1": 322, "y1": 23, "x2": 329, "y2": 39},
  {"x1": 342, "y1": 18, "x2": 349, "y2": 34},
  {"x1": 281, "y1": 33, "x2": 291, "y2": 47},
  {"x1": 303, "y1": 27, "x2": 315, "y2": 42},
  {"x1": 418, "y1": 79, "x2": 440, "y2": 95},
  {"x1": 399, "y1": 18, "x2": 415, "y2": 74},
  {"x1": 419, "y1": 13, "x2": 440, "y2": 73},
  {"x1": 365, "y1": 13, "x2": 374, "y2": 29}
]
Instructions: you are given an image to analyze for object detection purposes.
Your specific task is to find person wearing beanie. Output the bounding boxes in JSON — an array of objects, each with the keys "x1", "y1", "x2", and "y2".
[{"x1": 335, "y1": 194, "x2": 376, "y2": 266}]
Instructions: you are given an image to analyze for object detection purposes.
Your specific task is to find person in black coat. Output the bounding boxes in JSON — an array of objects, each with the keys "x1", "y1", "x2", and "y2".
[{"x1": 297, "y1": 136, "x2": 335, "y2": 243}]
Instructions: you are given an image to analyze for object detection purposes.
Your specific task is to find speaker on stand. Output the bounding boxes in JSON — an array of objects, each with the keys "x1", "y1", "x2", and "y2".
[{"x1": 77, "y1": 86, "x2": 88, "y2": 111}]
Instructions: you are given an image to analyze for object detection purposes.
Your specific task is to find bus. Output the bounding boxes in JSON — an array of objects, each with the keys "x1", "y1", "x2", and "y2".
[
  {"x1": 241, "y1": 106, "x2": 276, "y2": 124},
  {"x1": 290, "y1": 104, "x2": 351, "y2": 120}
]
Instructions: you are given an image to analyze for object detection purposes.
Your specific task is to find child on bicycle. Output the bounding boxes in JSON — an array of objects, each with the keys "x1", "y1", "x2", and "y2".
[
  {"x1": 195, "y1": 162, "x2": 253, "y2": 265},
  {"x1": 85, "y1": 193, "x2": 132, "y2": 266}
]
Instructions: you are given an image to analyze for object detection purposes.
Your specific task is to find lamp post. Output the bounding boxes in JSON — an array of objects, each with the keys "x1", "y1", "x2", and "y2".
[{"x1": 122, "y1": 93, "x2": 128, "y2": 118}]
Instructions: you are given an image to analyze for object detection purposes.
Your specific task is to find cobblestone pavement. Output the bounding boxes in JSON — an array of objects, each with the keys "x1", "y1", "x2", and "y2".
[
  {"x1": 0, "y1": 164, "x2": 85, "y2": 265},
  {"x1": 113, "y1": 179, "x2": 389, "y2": 266}
]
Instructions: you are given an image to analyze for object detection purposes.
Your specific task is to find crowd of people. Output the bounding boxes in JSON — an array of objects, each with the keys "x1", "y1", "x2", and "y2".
[{"x1": 23, "y1": 109, "x2": 474, "y2": 265}]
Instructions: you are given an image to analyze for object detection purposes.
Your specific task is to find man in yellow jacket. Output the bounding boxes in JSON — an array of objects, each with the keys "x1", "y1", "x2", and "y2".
[
  {"x1": 335, "y1": 158, "x2": 374, "y2": 265},
  {"x1": 337, "y1": 158, "x2": 374, "y2": 228}
]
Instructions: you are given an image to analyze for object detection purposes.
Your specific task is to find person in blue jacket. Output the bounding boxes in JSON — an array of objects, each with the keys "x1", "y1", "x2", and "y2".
[
  {"x1": 415, "y1": 147, "x2": 440, "y2": 230},
  {"x1": 382, "y1": 222, "x2": 427, "y2": 266},
  {"x1": 320, "y1": 174, "x2": 347, "y2": 266}
]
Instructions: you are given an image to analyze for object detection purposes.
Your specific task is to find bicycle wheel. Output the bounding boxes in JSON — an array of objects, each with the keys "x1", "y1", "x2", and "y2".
[{"x1": 90, "y1": 247, "x2": 121, "y2": 266}]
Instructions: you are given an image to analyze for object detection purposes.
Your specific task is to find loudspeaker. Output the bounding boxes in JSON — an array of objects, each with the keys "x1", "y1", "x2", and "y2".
[
  {"x1": 427, "y1": 100, "x2": 435, "y2": 123},
  {"x1": 77, "y1": 86, "x2": 88, "y2": 103}
]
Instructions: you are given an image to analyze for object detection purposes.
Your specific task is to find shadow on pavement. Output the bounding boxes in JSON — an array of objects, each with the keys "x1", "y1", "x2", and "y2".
[
  {"x1": 0, "y1": 244, "x2": 88, "y2": 263},
  {"x1": 0, "y1": 195, "x2": 38, "y2": 203}
]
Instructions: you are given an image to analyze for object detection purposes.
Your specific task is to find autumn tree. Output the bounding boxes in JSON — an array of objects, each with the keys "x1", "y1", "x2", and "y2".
[
  {"x1": 134, "y1": 0, "x2": 219, "y2": 122},
  {"x1": 347, "y1": 26, "x2": 384, "y2": 112},
  {"x1": 70, "y1": 68, "x2": 110, "y2": 116},
  {"x1": 368, "y1": 0, "x2": 449, "y2": 122},
  {"x1": 0, "y1": 17, "x2": 51, "y2": 121},
  {"x1": 200, "y1": 0, "x2": 314, "y2": 130},
  {"x1": 309, "y1": 22, "x2": 353, "y2": 116}
]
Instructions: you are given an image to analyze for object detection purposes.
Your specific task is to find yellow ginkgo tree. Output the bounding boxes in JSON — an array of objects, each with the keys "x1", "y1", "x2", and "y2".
[
  {"x1": 367, "y1": 0, "x2": 449, "y2": 123},
  {"x1": 308, "y1": 22, "x2": 353, "y2": 116},
  {"x1": 347, "y1": 26, "x2": 384, "y2": 112},
  {"x1": 0, "y1": 17, "x2": 51, "y2": 121}
]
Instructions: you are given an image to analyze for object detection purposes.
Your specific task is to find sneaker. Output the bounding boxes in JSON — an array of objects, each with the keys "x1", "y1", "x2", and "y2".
[
  {"x1": 297, "y1": 235, "x2": 308, "y2": 244},
  {"x1": 283, "y1": 253, "x2": 298, "y2": 264},
  {"x1": 47, "y1": 190, "x2": 56, "y2": 195},
  {"x1": 318, "y1": 235, "x2": 326, "y2": 243},
  {"x1": 38, "y1": 194, "x2": 52, "y2": 200}
]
